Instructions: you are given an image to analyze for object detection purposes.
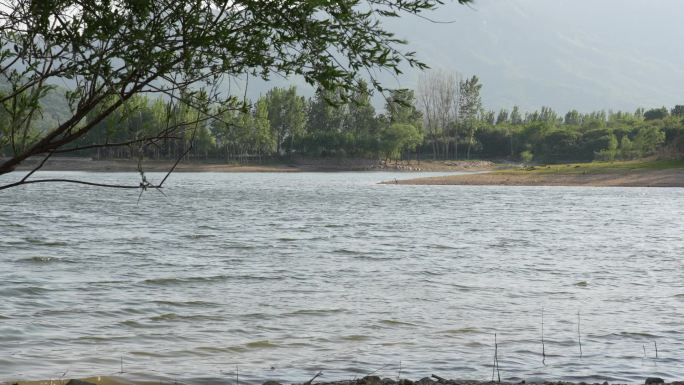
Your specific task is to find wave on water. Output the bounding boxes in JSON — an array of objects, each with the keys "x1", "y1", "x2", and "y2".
[
  {"x1": 615, "y1": 331, "x2": 660, "y2": 338},
  {"x1": 150, "y1": 300, "x2": 220, "y2": 307},
  {"x1": 143, "y1": 275, "x2": 232, "y2": 285},
  {"x1": 76, "y1": 335, "x2": 131, "y2": 343},
  {"x1": 323, "y1": 223, "x2": 347, "y2": 228},
  {"x1": 419, "y1": 270, "x2": 445, "y2": 276},
  {"x1": 15, "y1": 256, "x2": 74, "y2": 264},
  {"x1": 340, "y1": 334, "x2": 370, "y2": 341},
  {"x1": 150, "y1": 313, "x2": 178, "y2": 321},
  {"x1": 149, "y1": 313, "x2": 226, "y2": 322},
  {"x1": 222, "y1": 243, "x2": 256, "y2": 250},
  {"x1": 332, "y1": 248, "x2": 360, "y2": 255},
  {"x1": 128, "y1": 351, "x2": 170, "y2": 358},
  {"x1": 4, "y1": 174, "x2": 684, "y2": 382},
  {"x1": 283, "y1": 308, "x2": 347, "y2": 317},
  {"x1": 117, "y1": 319, "x2": 172, "y2": 329},
  {"x1": 143, "y1": 273, "x2": 289, "y2": 285},
  {"x1": 119, "y1": 319, "x2": 144, "y2": 328},
  {"x1": 449, "y1": 283, "x2": 476, "y2": 292},
  {"x1": 352, "y1": 255, "x2": 401, "y2": 261},
  {"x1": 245, "y1": 340, "x2": 279, "y2": 349},
  {"x1": 442, "y1": 327, "x2": 481, "y2": 335},
  {"x1": 0, "y1": 285, "x2": 51, "y2": 296},
  {"x1": 428, "y1": 243, "x2": 461, "y2": 250},
  {"x1": 180, "y1": 234, "x2": 216, "y2": 240},
  {"x1": 194, "y1": 346, "x2": 236, "y2": 354},
  {"x1": 240, "y1": 312, "x2": 273, "y2": 320},
  {"x1": 23, "y1": 237, "x2": 69, "y2": 247},
  {"x1": 379, "y1": 319, "x2": 419, "y2": 327}
]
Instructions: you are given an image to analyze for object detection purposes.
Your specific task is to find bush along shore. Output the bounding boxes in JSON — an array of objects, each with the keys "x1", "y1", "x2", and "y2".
[{"x1": 9, "y1": 374, "x2": 682, "y2": 385}]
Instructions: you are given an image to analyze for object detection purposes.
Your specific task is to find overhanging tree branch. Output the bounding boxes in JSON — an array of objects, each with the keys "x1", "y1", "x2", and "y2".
[{"x1": 0, "y1": 0, "x2": 473, "y2": 190}]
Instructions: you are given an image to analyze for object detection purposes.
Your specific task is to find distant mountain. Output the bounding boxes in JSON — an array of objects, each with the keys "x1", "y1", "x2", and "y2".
[
  {"x1": 4, "y1": 0, "x2": 683, "y2": 118},
  {"x1": 245, "y1": 0, "x2": 684, "y2": 114},
  {"x1": 379, "y1": 0, "x2": 684, "y2": 113}
]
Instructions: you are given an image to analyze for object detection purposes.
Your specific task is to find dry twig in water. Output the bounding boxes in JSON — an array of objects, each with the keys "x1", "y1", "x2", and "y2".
[
  {"x1": 541, "y1": 307, "x2": 546, "y2": 365},
  {"x1": 304, "y1": 371, "x2": 323, "y2": 385},
  {"x1": 491, "y1": 333, "x2": 501, "y2": 383},
  {"x1": 577, "y1": 311, "x2": 583, "y2": 358}
]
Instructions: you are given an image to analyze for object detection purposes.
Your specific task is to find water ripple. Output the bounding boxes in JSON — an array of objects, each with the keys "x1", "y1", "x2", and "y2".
[{"x1": 1, "y1": 171, "x2": 683, "y2": 384}]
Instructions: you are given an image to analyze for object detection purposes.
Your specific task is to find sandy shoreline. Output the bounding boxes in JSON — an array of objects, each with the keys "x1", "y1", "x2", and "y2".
[
  {"x1": 8, "y1": 157, "x2": 497, "y2": 173},
  {"x1": 386, "y1": 162, "x2": 684, "y2": 187}
]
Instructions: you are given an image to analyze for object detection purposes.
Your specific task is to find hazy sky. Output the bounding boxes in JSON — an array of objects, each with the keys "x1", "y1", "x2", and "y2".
[{"x1": 246, "y1": 0, "x2": 684, "y2": 114}]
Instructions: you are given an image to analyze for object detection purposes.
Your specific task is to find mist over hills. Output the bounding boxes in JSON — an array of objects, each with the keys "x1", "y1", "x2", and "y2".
[
  {"x1": 5, "y1": 0, "x2": 682, "y2": 118},
  {"x1": 391, "y1": 0, "x2": 684, "y2": 113},
  {"x1": 247, "y1": 0, "x2": 684, "y2": 114}
]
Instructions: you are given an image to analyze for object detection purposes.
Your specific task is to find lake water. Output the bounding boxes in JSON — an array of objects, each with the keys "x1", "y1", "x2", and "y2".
[{"x1": 1, "y1": 171, "x2": 683, "y2": 384}]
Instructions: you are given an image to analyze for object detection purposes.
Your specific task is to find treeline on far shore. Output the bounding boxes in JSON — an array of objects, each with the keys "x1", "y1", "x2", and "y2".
[{"x1": 3, "y1": 75, "x2": 684, "y2": 165}]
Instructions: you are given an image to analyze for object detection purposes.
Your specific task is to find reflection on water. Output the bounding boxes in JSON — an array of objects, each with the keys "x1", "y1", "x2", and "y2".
[{"x1": 1, "y1": 171, "x2": 683, "y2": 384}]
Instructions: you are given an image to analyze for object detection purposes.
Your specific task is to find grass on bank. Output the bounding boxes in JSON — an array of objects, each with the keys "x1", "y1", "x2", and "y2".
[{"x1": 494, "y1": 159, "x2": 684, "y2": 176}]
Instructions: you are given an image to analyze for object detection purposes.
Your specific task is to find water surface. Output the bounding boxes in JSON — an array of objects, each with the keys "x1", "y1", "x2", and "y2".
[{"x1": 1, "y1": 171, "x2": 683, "y2": 384}]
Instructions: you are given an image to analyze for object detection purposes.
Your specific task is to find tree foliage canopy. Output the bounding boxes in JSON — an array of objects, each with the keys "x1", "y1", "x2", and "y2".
[{"x1": 0, "y1": 0, "x2": 472, "y2": 189}]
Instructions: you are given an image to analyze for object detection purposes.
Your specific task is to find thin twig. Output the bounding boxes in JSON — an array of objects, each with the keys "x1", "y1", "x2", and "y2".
[
  {"x1": 1, "y1": 129, "x2": 195, "y2": 192},
  {"x1": 495, "y1": 333, "x2": 501, "y2": 383},
  {"x1": 60, "y1": 369, "x2": 69, "y2": 385},
  {"x1": 492, "y1": 334, "x2": 496, "y2": 382},
  {"x1": 654, "y1": 341, "x2": 658, "y2": 359},
  {"x1": 136, "y1": 187, "x2": 145, "y2": 205},
  {"x1": 0, "y1": 178, "x2": 156, "y2": 190},
  {"x1": 304, "y1": 371, "x2": 323, "y2": 385},
  {"x1": 541, "y1": 307, "x2": 546, "y2": 365},
  {"x1": 20, "y1": 150, "x2": 54, "y2": 183},
  {"x1": 368, "y1": 364, "x2": 390, "y2": 376},
  {"x1": 492, "y1": 333, "x2": 501, "y2": 382},
  {"x1": 577, "y1": 311, "x2": 583, "y2": 359},
  {"x1": 157, "y1": 131, "x2": 195, "y2": 188}
]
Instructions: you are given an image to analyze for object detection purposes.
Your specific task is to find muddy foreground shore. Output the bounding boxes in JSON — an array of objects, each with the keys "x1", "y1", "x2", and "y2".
[{"x1": 5, "y1": 374, "x2": 681, "y2": 385}]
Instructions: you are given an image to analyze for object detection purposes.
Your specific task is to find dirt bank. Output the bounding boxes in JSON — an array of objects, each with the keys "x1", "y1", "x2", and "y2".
[{"x1": 386, "y1": 161, "x2": 684, "y2": 187}]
